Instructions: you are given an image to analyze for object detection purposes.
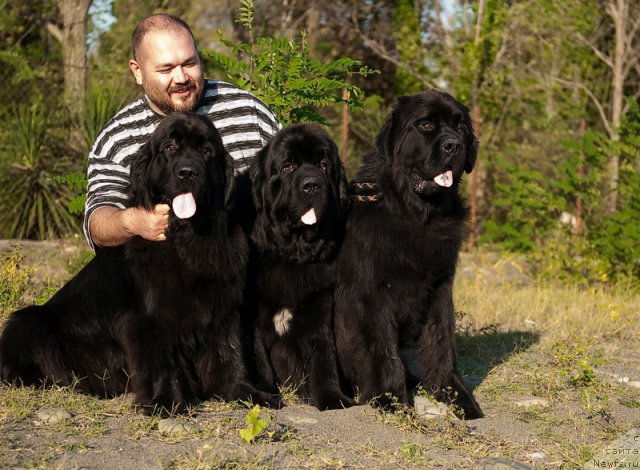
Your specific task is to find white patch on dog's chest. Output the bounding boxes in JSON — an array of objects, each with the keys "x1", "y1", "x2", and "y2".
[{"x1": 273, "y1": 308, "x2": 293, "y2": 336}]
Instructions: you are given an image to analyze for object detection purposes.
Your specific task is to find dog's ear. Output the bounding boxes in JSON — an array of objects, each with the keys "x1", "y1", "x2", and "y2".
[
  {"x1": 375, "y1": 96, "x2": 410, "y2": 162},
  {"x1": 374, "y1": 112, "x2": 395, "y2": 162},
  {"x1": 328, "y1": 139, "x2": 351, "y2": 216},
  {"x1": 250, "y1": 144, "x2": 269, "y2": 211},
  {"x1": 465, "y1": 124, "x2": 479, "y2": 174},
  {"x1": 128, "y1": 140, "x2": 154, "y2": 210}
]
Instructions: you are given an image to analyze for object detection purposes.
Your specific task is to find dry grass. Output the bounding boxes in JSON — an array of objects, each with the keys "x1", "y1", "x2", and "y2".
[{"x1": 1, "y1": 245, "x2": 639, "y2": 468}]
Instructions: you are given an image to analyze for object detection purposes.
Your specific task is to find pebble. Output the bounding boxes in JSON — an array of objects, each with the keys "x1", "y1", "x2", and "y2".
[
  {"x1": 285, "y1": 415, "x2": 318, "y2": 425},
  {"x1": 514, "y1": 398, "x2": 549, "y2": 408},
  {"x1": 473, "y1": 457, "x2": 532, "y2": 469},
  {"x1": 414, "y1": 396, "x2": 454, "y2": 419},
  {"x1": 35, "y1": 408, "x2": 72, "y2": 424},
  {"x1": 157, "y1": 418, "x2": 198, "y2": 435},
  {"x1": 525, "y1": 451, "x2": 546, "y2": 460},
  {"x1": 628, "y1": 381, "x2": 640, "y2": 389}
]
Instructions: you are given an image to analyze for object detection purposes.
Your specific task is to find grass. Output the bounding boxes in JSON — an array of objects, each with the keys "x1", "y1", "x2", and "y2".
[{"x1": 1, "y1": 246, "x2": 639, "y2": 468}]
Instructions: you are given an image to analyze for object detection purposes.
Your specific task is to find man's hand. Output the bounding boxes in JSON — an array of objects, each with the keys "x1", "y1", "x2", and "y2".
[
  {"x1": 88, "y1": 205, "x2": 170, "y2": 247},
  {"x1": 126, "y1": 204, "x2": 170, "y2": 242}
]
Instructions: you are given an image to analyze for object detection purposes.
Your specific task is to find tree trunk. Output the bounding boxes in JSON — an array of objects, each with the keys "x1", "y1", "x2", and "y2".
[
  {"x1": 575, "y1": 119, "x2": 586, "y2": 236},
  {"x1": 59, "y1": 0, "x2": 91, "y2": 154},
  {"x1": 603, "y1": 0, "x2": 628, "y2": 213},
  {"x1": 467, "y1": 0, "x2": 486, "y2": 248}
]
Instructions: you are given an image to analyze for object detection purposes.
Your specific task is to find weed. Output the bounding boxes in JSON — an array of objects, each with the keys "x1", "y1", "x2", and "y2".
[
  {"x1": 0, "y1": 247, "x2": 30, "y2": 319},
  {"x1": 399, "y1": 440, "x2": 429, "y2": 462},
  {"x1": 239, "y1": 404, "x2": 270, "y2": 443},
  {"x1": 619, "y1": 399, "x2": 640, "y2": 408},
  {"x1": 552, "y1": 337, "x2": 604, "y2": 388}
]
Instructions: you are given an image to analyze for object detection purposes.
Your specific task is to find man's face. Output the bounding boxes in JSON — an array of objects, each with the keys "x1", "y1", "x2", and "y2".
[{"x1": 129, "y1": 28, "x2": 205, "y2": 115}]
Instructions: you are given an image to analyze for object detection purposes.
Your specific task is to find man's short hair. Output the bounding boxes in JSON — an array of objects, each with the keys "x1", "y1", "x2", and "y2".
[{"x1": 131, "y1": 14, "x2": 197, "y2": 60}]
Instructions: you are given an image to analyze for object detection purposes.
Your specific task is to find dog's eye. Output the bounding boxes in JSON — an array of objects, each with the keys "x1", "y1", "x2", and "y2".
[
  {"x1": 282, "y1": 162, "x2": 296, "y2": 173},
  {"x1": 318, "y1": 159, "x2": 329, "y2": 172},
  {"x1": 420, "y1": 121, "x2": 434, "y2": 131},
  {"x1": 456, "y1": 124, "x2": 466, "y2": 135},
  {"x1": 164, "y1": 143, "x2": 178, "y2": 153},
  {"x1": 201, "y1": 146, "x2": 211, "y2": 156}
]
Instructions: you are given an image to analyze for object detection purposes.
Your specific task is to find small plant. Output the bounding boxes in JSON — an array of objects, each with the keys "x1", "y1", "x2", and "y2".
[
  {"x1": 203, "y1": 0, "x2": 377, "y2": 125},
  {"x1": 0, "y1": 248, "x2": 31, "y2": 319},
  {"x1": 552, "y1": 337, "x2": 603, "y2": 388},
  {"x1": 0, "y1": 104, "x2": 81, "y2": 239},
  {"x1": 53, "y1": 172, "x2": 87, "y2": 215},
  {"x1": 400, "y1": 440, "x2": 428, "y2": 461},
  {"x1": 238, "y1": 404, "x2": 270, "y2": 443},
  {"x1": 618, "y1": 399, "x2": 640, "y2": 409}
]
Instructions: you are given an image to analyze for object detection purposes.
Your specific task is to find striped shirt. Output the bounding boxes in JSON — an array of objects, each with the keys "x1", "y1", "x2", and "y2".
[{"x1": 84, "y1": 79, "x2": 281, "y2": 249}]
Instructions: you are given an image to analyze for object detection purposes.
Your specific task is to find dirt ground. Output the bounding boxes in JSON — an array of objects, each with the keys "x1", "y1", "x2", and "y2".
[{"x1": 1, "y1": 239, "x2": 639, "y2": 469}]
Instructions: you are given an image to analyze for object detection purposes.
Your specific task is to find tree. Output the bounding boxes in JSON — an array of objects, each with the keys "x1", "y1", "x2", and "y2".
[
  {"x1": 554, "y1": 0, "x2": 640, "y2": 213},
  {"x1": 46, "y1": 0, "x2": 92, "y2": 154}
]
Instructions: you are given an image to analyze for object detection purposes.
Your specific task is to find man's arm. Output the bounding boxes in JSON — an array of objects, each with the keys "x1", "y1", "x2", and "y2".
[{"x1": 88, "y1": 205, "x2": 170, "y2": 247}]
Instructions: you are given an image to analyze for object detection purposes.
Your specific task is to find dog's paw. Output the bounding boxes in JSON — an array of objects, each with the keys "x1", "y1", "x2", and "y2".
[{"x1": 314, "y1": 390, "x2": 357, "y2": 410}]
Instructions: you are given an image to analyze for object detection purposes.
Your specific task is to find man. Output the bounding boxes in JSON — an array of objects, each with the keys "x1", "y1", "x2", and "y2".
[{"x1": 84, "y1": 13, "x2": 280, "y2": 249}]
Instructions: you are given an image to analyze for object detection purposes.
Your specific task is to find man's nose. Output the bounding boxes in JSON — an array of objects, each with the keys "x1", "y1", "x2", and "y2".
[{"x1": 172, "y1": 66, "x2": 187, "y2": 83}]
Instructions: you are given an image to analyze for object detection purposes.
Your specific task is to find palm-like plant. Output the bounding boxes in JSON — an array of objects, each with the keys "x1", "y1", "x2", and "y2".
[{"x1": 0, "y1": 104, "x2": 81, "y2": 239}]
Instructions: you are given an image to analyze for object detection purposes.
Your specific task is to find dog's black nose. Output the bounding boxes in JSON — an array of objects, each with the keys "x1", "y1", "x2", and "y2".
[
  {"x1": 176, "y1": 166, "x2": 198, "y2": 180},
  {"x1": 441, "y1": 139, "x2": 461, "y2": 155},
  {"x1": 301, "y1": 176, "x2": 322, "y2": 194}
]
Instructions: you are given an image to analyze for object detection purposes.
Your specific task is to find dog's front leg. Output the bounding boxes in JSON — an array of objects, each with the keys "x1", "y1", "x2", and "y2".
[
  {"x1": 121, "y1": 313, "x2": 188, "y2": 415},
  {"x1": 415, "y1": 279, "x2": 483, "y2": 419}
]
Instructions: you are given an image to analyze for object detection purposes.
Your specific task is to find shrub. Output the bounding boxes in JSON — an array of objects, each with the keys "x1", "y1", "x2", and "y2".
[
  {"x1": 202, "y1": 0, "x2": 376, "y2": 125},
  {"x1": 0, "y1": 104, "x2": 81, "y2": 239}
]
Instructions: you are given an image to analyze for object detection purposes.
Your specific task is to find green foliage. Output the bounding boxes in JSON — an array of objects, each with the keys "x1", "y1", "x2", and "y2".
[
  {"x1": 53, "y1": 173, "x2": 88, "y2": 215},
  {"x1": 552, "y1": 337, "x2": 603, "y2": 388},
  {"x1": 83, "y1": 81, "x2": 130, "y2": 152},
  {"x1": 202, "y1": 0, "x2": 376, "y2": 125},
  {"x1": 238, "y1": 404, "x2": 270, "y2": 443},
  {"x1": 0, "y1": 104, "x2": 81, "y2": 239},
  {"x1": 589, "y1": 171, "x2": 640, "y2": 281},
  {"x1": 528, "y1": 231, "x2": 612, "y2": 286},
  {"x1": 479, "y1": 154, "x2": 562, "y2": 252},
  {"x1": 0, "y1": 248, "x2": 30, "y2": 320},
  {"x1": 586, "y1": 100, "x2": 640, "y2": 281}
]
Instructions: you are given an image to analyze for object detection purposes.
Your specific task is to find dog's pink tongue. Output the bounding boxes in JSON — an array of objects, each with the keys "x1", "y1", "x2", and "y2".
[
  {"x1": 172, "y1": 192, "x2": 196, "y2": 219},
  {"x1": 301, "y1": 208, "x2": 317, "y2": 225},
  {"x1": 434, "y1": 170, "x2": 453, "y2": 188}
]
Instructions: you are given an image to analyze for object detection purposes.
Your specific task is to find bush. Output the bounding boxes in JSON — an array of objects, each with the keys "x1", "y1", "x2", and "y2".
[
  {"x1": 0, "y1": 104, "x2": 81, "y2": 239},
  {"x1": 202, "y1": 0, "x2": 376, "y2": 125}
]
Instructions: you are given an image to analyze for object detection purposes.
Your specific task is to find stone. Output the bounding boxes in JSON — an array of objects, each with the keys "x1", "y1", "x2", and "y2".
[
  {"x1": 473, "y1": 457, "x2": 532, "y2": 469},
  {"x1": 157, "y1": 418, "x2": 198, "y2": 435},
  {"x1": 514, "y1": 398, "x2": 549, "y2": 408},
  {"x1": 414, "y1": 396, "x2": 454, "y2": 419},
  {"x1": 525, "y1": 451, "x2": 546, "y2": 460},
  {"x1": 35, "y1": 408, "x2": 71, "y2": 424}
]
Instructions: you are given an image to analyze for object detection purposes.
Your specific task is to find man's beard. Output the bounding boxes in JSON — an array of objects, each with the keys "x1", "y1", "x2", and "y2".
[{"x1": 145, "y1": 78, "x2": 204, "y2": 115}]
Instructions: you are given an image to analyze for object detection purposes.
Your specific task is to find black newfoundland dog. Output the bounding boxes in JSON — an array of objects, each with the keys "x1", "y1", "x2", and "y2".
[
  {"x1": 334, "y1": 90, "x2": 483, "y2": 419},
  {"x1": 249, "y1": 123, "x2": 355, "y2": 410},
  {"x1": 0, "y1": 113, "x2": 279, "y2": 414}
]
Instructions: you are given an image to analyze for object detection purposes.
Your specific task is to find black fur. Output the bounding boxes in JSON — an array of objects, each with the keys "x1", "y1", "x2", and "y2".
[
  {"x1": 249, "y1": 123, "x2": 355, "y2": 410},
  {"x1": 0, "y1": 113, "x2": 279, "y2": 414},
  {"x1": 334, "y1": 90, "x2": 483, "y2": 419}
]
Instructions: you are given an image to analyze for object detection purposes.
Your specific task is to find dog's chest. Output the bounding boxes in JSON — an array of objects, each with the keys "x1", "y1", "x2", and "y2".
[{"x1": 258, "y1": 260, "x2": 335, "y2": 336}]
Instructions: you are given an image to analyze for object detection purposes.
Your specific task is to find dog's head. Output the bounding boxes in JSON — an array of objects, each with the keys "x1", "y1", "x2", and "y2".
[
  {"x1": 129, "y1": 113, "x2": 233, "y2": 221},
  {"x1": 250, "y1": 123, "x2": 350, "y2": 261},
  {"x1": 375, "y1": 89, "x2": 477, "y2": 197}
]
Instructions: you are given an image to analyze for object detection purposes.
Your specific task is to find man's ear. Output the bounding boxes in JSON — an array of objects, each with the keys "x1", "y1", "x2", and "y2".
[{"x1": 129, "y1": 60, "x2": 144, "y2": 86}]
